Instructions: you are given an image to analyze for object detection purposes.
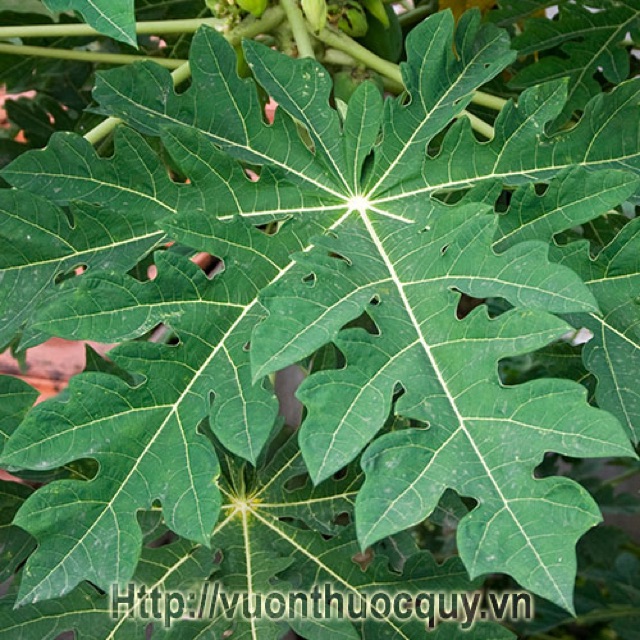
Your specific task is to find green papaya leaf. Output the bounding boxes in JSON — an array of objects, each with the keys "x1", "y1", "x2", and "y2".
[
  {"x1": 1, "y1": 8, "x2": 638, "y2": 618},
  {"x1": 511, "y1": 0, "x2": 640, "y2": 124},
  {"x1": 41, "y1": 0, "x2": 136, "y2": 45}
]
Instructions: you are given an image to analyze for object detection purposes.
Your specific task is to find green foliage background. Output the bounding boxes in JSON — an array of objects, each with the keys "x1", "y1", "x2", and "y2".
[{"x1": 0, "y1": 1, "x2": 639, "y2": 638}]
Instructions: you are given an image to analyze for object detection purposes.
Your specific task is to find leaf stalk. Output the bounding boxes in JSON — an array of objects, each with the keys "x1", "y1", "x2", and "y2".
[
  {"x1": 460, "y1": 110, "x2": 495, "y2": 139},
  {"x1": 0, "y1": 17, "x2": 226, "y2": 40},
  {"x1": 279, "y1": 0, "x2": 316, "y2": 58},
  {"x1": 313, "y1": 23, "x2": 507, "y2": 113},
  {"x1": 0, "y1": 43, "x2": 187, "y2": 69}
]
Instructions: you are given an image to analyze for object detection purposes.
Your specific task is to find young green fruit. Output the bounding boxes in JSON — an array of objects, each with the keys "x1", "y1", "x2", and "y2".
[
  {"x1": 240, "y1": 0, "x2": 268, "y2": 16},
  {"x1": 302, "y1": 0, "x2": 327, "y2": 32},
  {"x1": 327, "y1": 0, "x2": 368, "y2": 37},
  {"x1": 333, "y1": 69, "x2": 383, "y2": 103},
  {"x1": 205, "y1": 0, "x2": 266, "y2": 16}
]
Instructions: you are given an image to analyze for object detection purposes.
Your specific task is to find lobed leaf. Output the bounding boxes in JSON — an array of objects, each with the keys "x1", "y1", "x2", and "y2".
[
  {"x1": 1, "y1": 9, "x2": 638, "y2": 616},
  {"x1": 511, "y1": 0, "x2": 640, "y2": 124},
  {"x1": 0, "y1": 191, "x2": 161, "y2": 351},
  {"x1": 490, "y1": 170, "x2": 640, "y2": 441},
  {"x1": 164, "y1": 433, "x2": 514, "y2": 639},
  {"x1": 0, "y1": 539, "x2": 213, "y2": 639},
  {"x1": 554, "y1": 220, "x2": 640, "y2": 442},
  {"x1": 41, "y1": 0, "x2": 136, "y2": 45}
]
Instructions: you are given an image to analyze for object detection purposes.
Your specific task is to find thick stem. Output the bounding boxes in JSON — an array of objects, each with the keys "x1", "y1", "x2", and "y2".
[
  {"x1": 280, "y1": 0, "x2": 316, "y2": 58},
  {"x1": 0, "y1": 43, "x2": 187, "y2": 68},
  {"x1": 470, "y1": 90, "x2": 508, "y2": 111},
  {"x1": 321, "y1": 47, "x2": 356, "y2": 66},
  {"x1": 226, "y1": 6, "x2": 286, "y2": 46},
  {"x1": 8, "y1": 6, "x2": 282, "y2": 44},
  {"x1": 83, "y1": 7, "x2": 286, "y2": 145},
  {"x1": 0, "y1": 17, "x2": 225, "y2": 39},
  {"x1": 84, "y1": 116, "x2": 124, "y2": 145},
  {"x1": 315, "y1": 25, "x2": 403, "y2": 84},
  {"x1": 459, "y1": 110, "x2": 494, "y2": 139}
]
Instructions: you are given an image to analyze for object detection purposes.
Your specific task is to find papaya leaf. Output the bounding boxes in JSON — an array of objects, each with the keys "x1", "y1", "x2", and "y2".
[
  {"x1": 0, "y1": 539, "x2": 213, "y2": 639},
  {"x1": 1, "y1": 9, "x2": 638, "y2": 617},
  {"x1": 0, "y1": 375, "x2": 38, "y2": 451},
  {"x1": 0, "y1": 192, "x2": 162, "y2": 351},
  {"x1": 0, "y1": 480, "x2": 35, "y2": 584},
  {"x1": 494, "y1": 167, "x2": 640, "y2": 252},
  {"x1": 553, "y1": 219, "x2": 640, "y2": 442},
  {"x1": 0, "y1": 127, "x2": 190, "y2": 350},
  {"x1": 243, "y1": 15, "x2": 639, "y2": 611},
  {"x1": 488, "y1": 1, "x2": 558, "y2": 27},
  {"x1": 163, "y1": 433, "x2": 514, "y2": 640},
  {"x1": 511, "y1": 0, "x2": 640, "y2": 124},
  {"x1": 489, "y1": 168, "x2": 640, "y2": 441},
  {"x1": 2, "y1": 432, "x2": 513, "y2": 639},
  {"x1": 41, "y1": 0, "x2": 136, "y2": 45}
]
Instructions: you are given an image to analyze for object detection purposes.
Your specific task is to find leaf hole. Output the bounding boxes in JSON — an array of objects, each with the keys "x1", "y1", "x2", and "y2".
[
  {"x1": 328, "y1": 250, "x2": 352, "y2": 266},
  {"x1": 455, "y1": 292, "x2": 486, "y2": 319},
  {"x1": 333, "y1": 467, "x2": 348, "y2": 480},
  {"x1": 302, "y1": 272, "x2": 316, "y2": 287},
  {"x1": 258, "y1": 219, "x2": 284, "y2": 236},
  {"x1": 66, "y1": 458, "x2": 99, "y2": 482},
  {"x1": 164, "y1": 333, "x2": 181, "y2": 346},
  {"x1": 243, "y1": 341, "x2": 251, "y2": 352},
  {"x1": 54, "y1": 264, "x2": 84, "y2": 285},
  {"x1": 495, "y1": 188, "x2": 512, "y2": 213},
  {"x1": 343, "y1": 310, "x2": 380, "y2": 335},
  {"x1": 148, "y1": 323, "x2": 173, "y2": 343},
  {"x1": 440, "y1": 244, "x2": 449, "y2": 255},
  {"x1": 369, "y1": 294, "x2": 381, "y2": 307},
  {"x1": 352, "y1": 547, "x2": 374, "y2": 571},
  {"x1": 200, "y1": 255, "x2": 224, "y2": 280},
  {"x1": 191, "y1": 251, "x2": 218, "y2": 276},
  {"x1": 333, "y1": 510, "x2": 351, "y2": 526},
  {"x1": 264, "y1": 97, "x2": 277, "y2": 124},
  {"x1": 284, "y1": 474, "x2": 308, "y2": 492},
  {"x1": 146, "y1": 530, "x2": 178, "y2": 548},
  {"x1": 534, "y1": 182, "x2": 550, "y2": 196},
  {"x1": 426, "y1": 140, "x2": 441, "y2": 159},
  {"x1": 245, "y1": 167, "x2": 260, "y2": 182}
]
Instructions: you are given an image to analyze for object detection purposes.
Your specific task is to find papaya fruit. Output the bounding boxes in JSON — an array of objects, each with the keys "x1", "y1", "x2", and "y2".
[
  {"x1": 327, "y1": 0, "x2": 369, "y2": 38},
  {"x1": 333, "y1": 68, "x2": 384, "y2": 104}
]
